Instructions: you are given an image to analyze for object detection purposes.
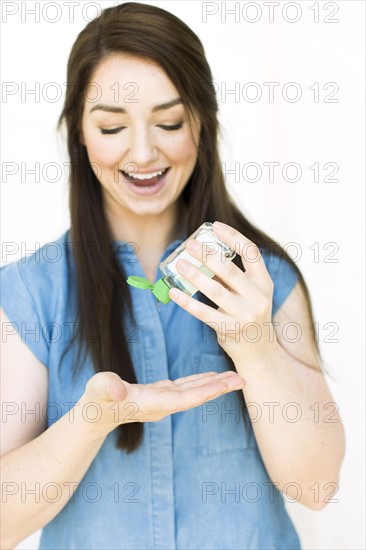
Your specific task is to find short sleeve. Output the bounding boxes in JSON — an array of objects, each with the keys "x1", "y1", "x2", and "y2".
[
  {"x1": 261, "y1": 252, "x2": 299, "y2": 317},
  {"x1": 0, "y1": 261, "x2": 49, "y2": 367}
]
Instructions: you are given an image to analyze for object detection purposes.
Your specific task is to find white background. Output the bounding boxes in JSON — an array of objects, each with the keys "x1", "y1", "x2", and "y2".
[{"x1": 1, "y1": 1, "x2": 365, "y2": 548}]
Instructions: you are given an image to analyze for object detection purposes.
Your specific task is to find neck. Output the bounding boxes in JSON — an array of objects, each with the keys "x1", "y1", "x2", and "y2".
[
  {"x1": 106, "y1": 200, "x2": 187, "y2": 252},
  {"x1": 108, "y1": 201, "x2": 188, "y2": 283}
]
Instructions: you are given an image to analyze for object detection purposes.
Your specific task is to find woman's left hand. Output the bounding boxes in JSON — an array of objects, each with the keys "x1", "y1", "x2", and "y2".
[{"x1": 168, "y1": 221, "x2": 276, "y2": 366}]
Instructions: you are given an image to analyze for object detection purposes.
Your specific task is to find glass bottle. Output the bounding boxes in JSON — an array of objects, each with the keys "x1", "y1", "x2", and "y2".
[{"x1": 126, "y1": 222, "x2": 236, "y2": 305}]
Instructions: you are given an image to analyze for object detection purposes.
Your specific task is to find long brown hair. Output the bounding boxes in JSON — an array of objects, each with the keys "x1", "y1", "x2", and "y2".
[{"x1": 58, "y1": 1, "x2": 321, "y2": 454}]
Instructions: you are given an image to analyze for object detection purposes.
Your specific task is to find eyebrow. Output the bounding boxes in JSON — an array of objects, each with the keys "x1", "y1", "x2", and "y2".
[{"x1": 89, "y1": 97, "x2": 183, "y2": 114}]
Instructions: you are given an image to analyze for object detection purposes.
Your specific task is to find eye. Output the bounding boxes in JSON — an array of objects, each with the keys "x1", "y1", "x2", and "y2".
[
  {"x1": 99, "y1": 122, "x2": 184, "y2": 135},
  {"x1": 100, "y1": 127, "x2": 125, "y2": 135},
  {"x1": 157, "y1": 123, "x2": 184, "y2": 131}
]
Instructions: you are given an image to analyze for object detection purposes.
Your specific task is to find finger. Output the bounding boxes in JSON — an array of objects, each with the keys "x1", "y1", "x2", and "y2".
[
  {"x1": 174, "y1": 371, "x2": 218, "y2": 385},
  {"x1": 169, "y1": 284, "x2": 229, "y2": 325},
  {"x1": 215, "y1": 370, "x2": 239, "y2": 379},
  {"x1": 128, "y1": 374, "x2": 246, "y2": 422},
  {"x1": 174, "y1": 376, "x2": 246, "y2": 412},
  {"x1": 177, "y1": 370, "x2": 240, "y2": 389},
  {"x1": 172, "y1": 262, "x2": 241, "y2": 317},
  {"x1": 185, "y1": 238, "x2": 248, "y2": 297},
  {"x1": 211, "y1": 221, "x2": 269, "y2": 279},
  {"x1": 87, "y1": 372, "x2": 128, "y2": 402}
]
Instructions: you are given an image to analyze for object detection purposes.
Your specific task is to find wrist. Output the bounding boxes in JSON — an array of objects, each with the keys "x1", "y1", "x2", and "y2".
[
  {"x1": 232, "y1": 340, "x2": 283, "y2": 378},
  {"x1": 72, "y1": 394, "x2": 112, "y2": 444}
]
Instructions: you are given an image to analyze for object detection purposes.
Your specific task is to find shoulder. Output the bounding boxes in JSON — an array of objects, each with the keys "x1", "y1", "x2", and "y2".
[
  {"x1": 0, "y1": 230, "x2": 72, "y2": 365},
  {"x1": 1, "y1": 230, "x2": 71, "y2": 303},
  {"x1": 260, "y1": 248, "x2": 300, "y2": 317}
]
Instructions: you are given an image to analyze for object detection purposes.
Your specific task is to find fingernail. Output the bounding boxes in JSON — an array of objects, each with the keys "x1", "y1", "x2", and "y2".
[
  {"x1": 213, "y1": 221, "x2": 227, "y2": 231},
  {"x1": 185, "y1": 239, "x2": 199, "y2": 250},
  {"x1": 177, "y1": 259, "x2": 190, "y2": 272},
  {"x1": 169, "y1": 288, "x2": 180, "y2": 299}
]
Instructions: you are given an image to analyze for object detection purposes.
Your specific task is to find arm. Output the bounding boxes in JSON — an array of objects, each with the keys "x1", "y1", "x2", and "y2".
[
  {"x1": 1, "y1": 401, "x2": 108, "y2": 550},
  {"x1": 0, "y1": 308, "x2": 108, "y2": 549},
  {"x1": 1, "y1": 306, "x2": 245, "y2": 549},
  {"x1": 168, "y1": 221, "x2": 345, "y2": 510},
  {"x1": 234, "y1": 281, "x2": 345, "y2": 510}
]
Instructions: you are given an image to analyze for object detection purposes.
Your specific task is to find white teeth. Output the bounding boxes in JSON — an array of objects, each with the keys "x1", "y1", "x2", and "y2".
[{"x1": 124, "y1": 168, "x2": 167, "y2": 180}]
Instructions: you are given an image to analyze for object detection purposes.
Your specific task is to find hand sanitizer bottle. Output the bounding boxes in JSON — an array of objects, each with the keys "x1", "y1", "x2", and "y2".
[{"x1": 126, "y1": 222, "x2": 236, "y2": 305}]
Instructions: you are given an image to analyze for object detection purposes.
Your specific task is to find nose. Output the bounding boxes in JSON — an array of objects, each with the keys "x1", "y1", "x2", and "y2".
[{"x1": 126, "y1": 125, "x2": 158, "y2": 168}]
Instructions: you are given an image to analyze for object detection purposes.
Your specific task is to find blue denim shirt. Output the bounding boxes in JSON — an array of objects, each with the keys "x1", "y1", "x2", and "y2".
[{"x1": 1, "y1": 229, "x2": 301, "y2": 550}]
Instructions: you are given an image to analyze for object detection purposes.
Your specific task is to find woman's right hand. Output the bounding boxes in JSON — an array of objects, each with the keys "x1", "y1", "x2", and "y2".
[{"x1": 82, "y1": 370, "x2": 246, "y2": 434}]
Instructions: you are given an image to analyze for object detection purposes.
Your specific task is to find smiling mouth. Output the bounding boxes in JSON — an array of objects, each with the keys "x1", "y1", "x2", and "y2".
[{"x1": 120, "y1": 167, "x2": 170, "y2": 186}]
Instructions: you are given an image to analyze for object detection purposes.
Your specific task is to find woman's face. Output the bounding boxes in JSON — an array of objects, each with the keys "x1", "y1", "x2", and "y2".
[{"x1": 80, "y1": 54, "x2": 201, "y2": 220}]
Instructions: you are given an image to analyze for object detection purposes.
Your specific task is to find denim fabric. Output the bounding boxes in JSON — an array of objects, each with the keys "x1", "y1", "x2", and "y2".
[{"x1": 1, "y1": 229, "x2": 300, "y2": 550}]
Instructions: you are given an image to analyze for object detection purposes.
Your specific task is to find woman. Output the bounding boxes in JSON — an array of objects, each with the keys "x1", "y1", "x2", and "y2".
[{"x1": 1, "y1": 2, "x2": 345, "y2": 549}]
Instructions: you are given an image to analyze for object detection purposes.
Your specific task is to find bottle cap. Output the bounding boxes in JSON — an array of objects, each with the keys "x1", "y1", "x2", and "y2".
[
  {"x1": 126, "y1": 275, "x2": 152, "y2": 289},
  {"x1": 126, "y1": 276, "x2": 172, "y2": 304},
  {"x1": 150, "y1": 278, "x2": 171, "y2": 304}
]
